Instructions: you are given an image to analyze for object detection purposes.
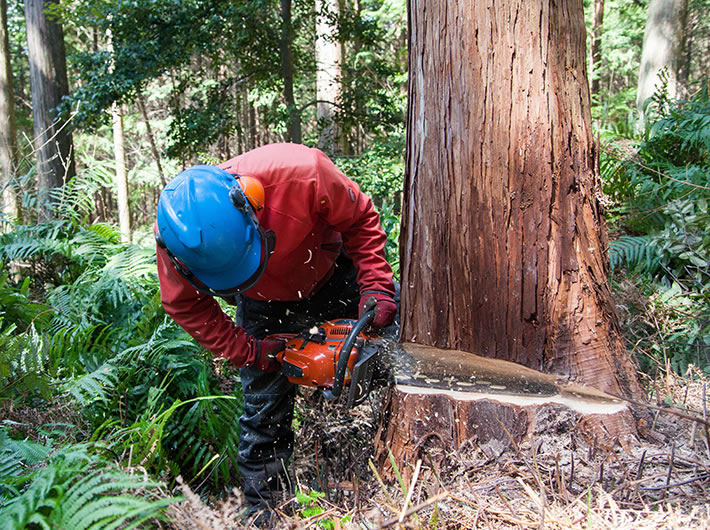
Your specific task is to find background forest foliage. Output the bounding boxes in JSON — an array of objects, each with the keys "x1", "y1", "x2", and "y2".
[{"x1": 0, "y1": 0, "x2": 709, "y2": 526}]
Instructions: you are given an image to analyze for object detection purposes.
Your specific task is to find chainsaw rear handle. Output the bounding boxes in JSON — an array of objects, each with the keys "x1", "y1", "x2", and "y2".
[{"x1": 321, "y1": 308, "x2": 375, "y2": 401}]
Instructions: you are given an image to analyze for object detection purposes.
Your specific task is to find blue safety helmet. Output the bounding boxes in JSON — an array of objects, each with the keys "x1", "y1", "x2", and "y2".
[{"x1": 156, "y1": 165, "x2": 275, "y2": 296}]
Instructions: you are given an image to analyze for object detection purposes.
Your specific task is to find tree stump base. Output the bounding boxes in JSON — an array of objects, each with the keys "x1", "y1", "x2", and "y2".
[{"x1": 373, "y1": 343, "x2": 636, "y2": 480}]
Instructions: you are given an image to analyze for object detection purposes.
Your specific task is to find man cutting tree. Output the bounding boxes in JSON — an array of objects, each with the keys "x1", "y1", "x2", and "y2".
[{"x1": 155, "y1": 143, "x2": 397, "y2": 518}]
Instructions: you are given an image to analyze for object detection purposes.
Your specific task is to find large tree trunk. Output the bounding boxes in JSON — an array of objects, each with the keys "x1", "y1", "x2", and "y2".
[
  {"x1": 378, "y1": 0, "x2": 642, "y2": 472},
  {"x1": 315, "y1": 0, "x2": 341, "y2": 155},
  {"x1": 24, "y1": 0, "x2": 75, "y2": 219},
  {"x1": 636, "y1": 0, "x2": 685, "y2": 119},
  {"x1": 0, "y1": 0, "x2": 18, "y2": 229}
]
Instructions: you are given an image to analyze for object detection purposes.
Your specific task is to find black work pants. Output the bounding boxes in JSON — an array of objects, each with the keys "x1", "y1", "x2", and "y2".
[{"x1": 234, "y1": 254, "x2": 360, "y2": 509}]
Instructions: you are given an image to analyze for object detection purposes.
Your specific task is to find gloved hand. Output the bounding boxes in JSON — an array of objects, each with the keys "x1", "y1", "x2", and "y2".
[
  {"x1": 245, "y1": 339, "x2": 285, "y2": 373},
  {"x1": 359, "y1": 291, "x2": 397, "y2": 328}
]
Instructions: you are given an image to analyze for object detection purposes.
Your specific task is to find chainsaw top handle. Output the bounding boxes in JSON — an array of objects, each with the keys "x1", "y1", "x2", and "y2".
[{"x1": 321, "y1": 307, "x2": 376, "y2": 401}]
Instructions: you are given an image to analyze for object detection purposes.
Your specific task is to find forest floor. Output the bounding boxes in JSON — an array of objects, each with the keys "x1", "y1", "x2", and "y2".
[{"x1": 169, "y1": 366, "x2": 710, "y2": 529}]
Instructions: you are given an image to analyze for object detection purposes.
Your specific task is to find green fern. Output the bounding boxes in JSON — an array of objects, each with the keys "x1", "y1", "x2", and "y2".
[
  {"x1": 0, "y1": 326, "x2": 53, "y2": 402},
  {"x1": 165, "y1": 366, "x2": 242, "y2": 488},
  {"x1": 0, "y1": 429, "x2": 51, "y2": 500},
  {"x1": 49, "y1": 166, "x2": 113, "y2": 224},
  {"x1": 46, "y1": 243, "x2": 157, "y2": 334},
  {"x1": 0, "y1": 221, "x2": 74, "y2": 263},
  {"x1": 103, "y1": 245, "x2": 157, "y2": 283},
  {"x1": 0, "y1": 437, "x2": 177, "y2": 530},
  {"x1": 69, "y1": 226, "x2": 122, "y2": 267},
  {"x1": 0, "y1": 274, "x2": 50, "y2": 332},
  {"x1": 102, "y1": 389, "x2": 185, "y2": 470},
  {"x1": 46, "y1": 324, "x2": 118, "y2": 377},
  {"x1": 62, "y1": 363, "x2": 119, "y2": 407},
  {"x1": 609, "y1": 235, "x2": 660, "y2": 273},
  {"x1": 53, "y1": 470, "x2": 174, "y2": 530}
]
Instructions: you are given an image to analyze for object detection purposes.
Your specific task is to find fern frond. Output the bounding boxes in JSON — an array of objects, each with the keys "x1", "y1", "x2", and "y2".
[
  {"x1": 0, "y1": 430, "x2": 51, "y2": 495},
  {"x1": 0, "y1": 451, "x2": 176, "y2": 530},
  {"x1": 85, "y1": 223, "x2": 121, "y2": 242},
  {"x1": 50, "y1": 166, "x2": 113, "y2": 223},
  {"x1": 1, "y1": 464, "x2": 60, "y2": 529},
  {"x1": 58, "y1": 470, "x2": 168, "y2": 529},
  {"x1": 117, "y1": 316, "x2": 201, "y2": 365},
  {"x1": 164, "y1": 366, "x2": 242, "y2": 488},
  {"x1": 46, "y1": 324, "x2": 118, "y2": 377},
  {"x1": 68, "y1": 228, "x2": 120, "y2": 266},
  {"x1": 103, "y1": 245, "x2": 157, "y2": 283},
  {"x1": 609, "y1": 235, "x2": 660, "y2": 273},
  {"x1": 0, "y1": 275, "x2": 49, "y2": 330},
  {"x1": 0, "y1": 326, "x2": 53, "y2": 401},
  {"x1": 62, "y1": 363, "x2": 118, "y2": 406},
  {"x1": 0, "y1": 232, "x2": 71, "y2": 263}
]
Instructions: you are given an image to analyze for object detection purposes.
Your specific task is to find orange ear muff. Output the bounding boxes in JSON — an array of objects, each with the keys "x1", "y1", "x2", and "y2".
[{"x1": 237, "y1": 176, "x2": 265, "y2": 211}]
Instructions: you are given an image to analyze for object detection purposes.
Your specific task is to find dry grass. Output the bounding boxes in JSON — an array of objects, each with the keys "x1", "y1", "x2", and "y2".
[{"x1": 168, "y1": 367, "x2": 710, "y2": 529}]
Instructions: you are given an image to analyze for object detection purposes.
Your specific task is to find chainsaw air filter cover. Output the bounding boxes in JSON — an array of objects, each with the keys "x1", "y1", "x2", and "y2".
[{"x1": 275, "y1": 319, "x2": 375, "y2": 388}]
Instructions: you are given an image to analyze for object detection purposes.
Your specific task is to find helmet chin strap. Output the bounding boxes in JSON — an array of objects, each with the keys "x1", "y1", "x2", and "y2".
[{"x1": 156, "y1": 178, "x2": 275, "y2": 298}]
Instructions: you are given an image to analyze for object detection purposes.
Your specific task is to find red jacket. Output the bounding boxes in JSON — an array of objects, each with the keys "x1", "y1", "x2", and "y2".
[{"x1": 157, "y1": 143, "x2": 395, "y2": 367}]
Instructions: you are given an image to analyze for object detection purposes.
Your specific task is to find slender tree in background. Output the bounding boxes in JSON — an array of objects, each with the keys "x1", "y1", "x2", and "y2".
[
  {"x1": 591, "y1": 0, "x2": 605, "y2": 98},
  {"x1": 24, "y1": 0, "x2": 75, "y2": 218},
  {"x1": 112, "y1": 104, "x2": 130, "y2": 242},
  {"x1": 280, "y1": 0, "x2": 302, "y2": 144},
  {"x1": 136, "y1": 94, "x2": 166, "y2": 185},
  {"x1": 315, "y1": 0, "x2": 342, "y2": 155},
  {"x1": 637, "y1": 0, "x2": 686, "y2": 120},
  {"x1": 0, "y1": 0, "x2": 18, "y2": 229},
  {"x1": 377, "y1": 0, "x2": 643, "y2": 466}
]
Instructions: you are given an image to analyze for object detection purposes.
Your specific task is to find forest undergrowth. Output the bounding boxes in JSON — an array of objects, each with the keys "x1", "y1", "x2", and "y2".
[{"x1": 164, "y1": 361, "x2": 710, "y2": 529}]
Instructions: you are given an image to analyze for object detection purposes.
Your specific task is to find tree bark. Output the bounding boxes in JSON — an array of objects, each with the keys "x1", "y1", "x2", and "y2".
[
  {"x1": 111, "y1": 104, "x2": 130, "y2": 243},
  {"x1": 676, "y1": 0, "x2": 690, "y2": 92},
  {"x1": 590, "y1": 0, "x2": 604, "y2": 98},
  {"x1": 636, "y1": 0, "x2": 685, "y2": 118},
  {"x1": 315, "y1": 0, "x2": 341, "y2": 155},
  {"x1": 136, "y1": 94, "x2": 166, "y2": 186},
  {"x1": 280, "y1": 0, "x2": 302, "y2": 144},
  {"x1": 378, "y1": 0, "x2": 643, "y2": 471},
  {"x1": 24, "y1": 0, "x2": 75, "y2": 219},
  {"x1": 0, "y1": 0, "x2": 18, "y2": 229}
]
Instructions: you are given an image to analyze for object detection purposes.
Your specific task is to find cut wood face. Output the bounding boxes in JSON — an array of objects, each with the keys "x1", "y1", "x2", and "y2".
[{"x1": 393, "y1": 343, "x2": 627, "y2": 415}]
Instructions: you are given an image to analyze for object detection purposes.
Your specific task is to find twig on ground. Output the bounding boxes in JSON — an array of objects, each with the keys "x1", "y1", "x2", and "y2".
[
  {"x1": 300, "y1": 507, "x2": 338, "y2": 527},
  {"x1": 642, "y1": 473, "x2": 710, "y2": 491},
  {"x1": 398, "y1": 459, "x2": 422, "y2": 523},
  {"x1": 703, "y1": 383, "x2": 710, "y2": 459},
  {"x1": 380, "y1": 492, "x2": 447, "y2": 528},
  {"x1": 636, "y1": 449, "x2": 647, "y2": 481},
  {"x1": 516, "y1": 477, "x2": 547, "y2": 528},
  {"x1": 663, "y1": 442, "x2": 676, "y2": 499},
  {"x1": 493, "y1": 483, "x2": 519, "y2": 518},
  {"x1": 368, "y1": 458, "x2": 396, "y2": 507},
  {"x1": 424, "y1": 452, "x2": 446, "y2": 491},
  {"x1": 607, "y1": 390, "x2": 710, "y2": 429}
]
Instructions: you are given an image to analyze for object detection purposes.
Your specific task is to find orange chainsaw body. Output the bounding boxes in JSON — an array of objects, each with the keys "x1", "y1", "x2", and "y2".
[{"x1": 270, "y1": 319, "x2": 376, "y2": 389}]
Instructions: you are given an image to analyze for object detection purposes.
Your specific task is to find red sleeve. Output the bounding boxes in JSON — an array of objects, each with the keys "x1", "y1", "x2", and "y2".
[
  {"x1": 313, "y1": 149, "x2": 395, "y2": 297},
  {"x1": 156, "y1": 243, "x2": 257, "y2": 367}
]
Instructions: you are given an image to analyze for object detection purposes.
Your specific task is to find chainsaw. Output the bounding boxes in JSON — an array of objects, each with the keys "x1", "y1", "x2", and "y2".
[
  {"x1": 264, "y1": 306, "x2": 630, "y2": 416},
  {"x1": 265, "y1": 306, "x2": 385, "y2": 408}
]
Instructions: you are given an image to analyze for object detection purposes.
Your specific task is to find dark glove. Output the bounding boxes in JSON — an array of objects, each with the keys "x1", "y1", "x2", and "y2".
[
  {"x1": 245, "y1": 339, "x2": 285, "y2": 373},
  {"x1": 359, "y1": 291, "x2": 397, "y2": 328}
]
